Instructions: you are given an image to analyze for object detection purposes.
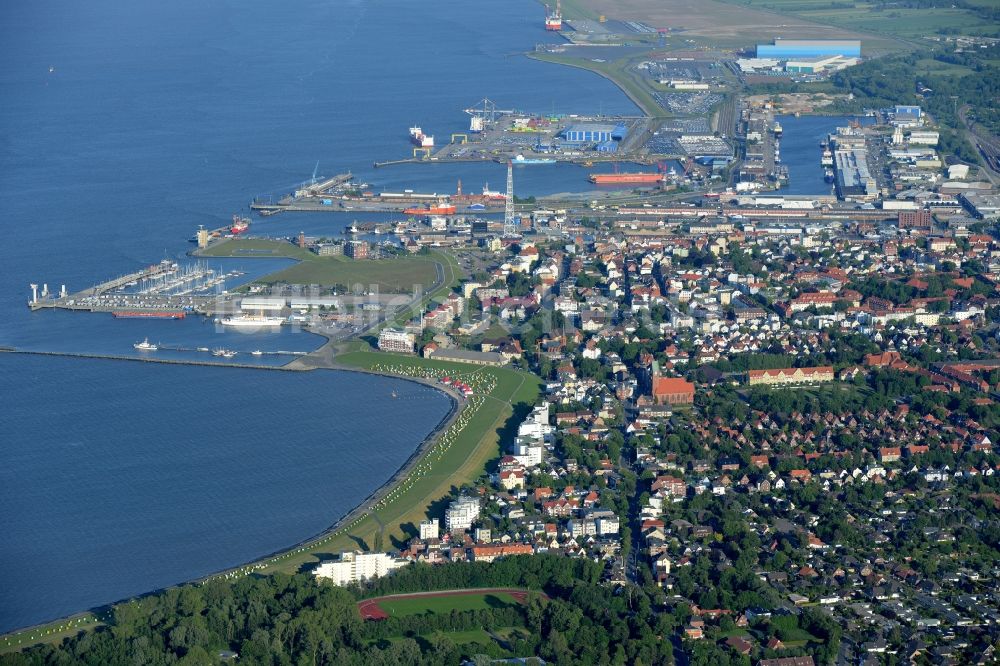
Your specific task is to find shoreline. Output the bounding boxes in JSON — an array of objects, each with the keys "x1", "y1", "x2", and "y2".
[
  {"x1": 0, "y1": 342, "x2": 468, "y2": 647},
  {"x1": 526, "y1": 52, "x2": 660, "y2": 118}
]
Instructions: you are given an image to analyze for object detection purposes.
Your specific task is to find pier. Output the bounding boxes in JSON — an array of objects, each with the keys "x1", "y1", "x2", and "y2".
[{"x1": 27, "y1": 259, "x2": 241, "y2": 315}]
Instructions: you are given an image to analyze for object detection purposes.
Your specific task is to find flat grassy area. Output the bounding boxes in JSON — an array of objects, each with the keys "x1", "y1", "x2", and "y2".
[
  {"x1": 383, "y1": 250, "x2": 461, "y2": 328},
  {"x1": 261, "y1": 255, "x2": 439, "y2": 293},
  {"x1": 571, "y1": 0, "x2": 882, "y2": 43},
  {"x1": 197, "y1": 238, "x2": 442, "y2": 293},
  {"x1": 714, "y1": 0, "x2": 995, "y2": 41},
  {"x1": 914, "y1": 58, "x2": 976, "y2": 78},
  {"x1": 251, "y1": 350, "x2": 540, "y2": 574},
  {"x1": 197, "y1": 238, "x2": 315, "y2": 259},
  {"x1": 1, "y1": 615, "x2": 104, "y2": 654},
  {"x1": 379, "y1": 591, "x2": 520, "y2": 617}
]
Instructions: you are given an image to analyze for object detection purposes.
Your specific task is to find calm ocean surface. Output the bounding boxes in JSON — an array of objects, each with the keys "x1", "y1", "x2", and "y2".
[{"x1": 0, "y1": 0, "x2": 637, "y2": 632}]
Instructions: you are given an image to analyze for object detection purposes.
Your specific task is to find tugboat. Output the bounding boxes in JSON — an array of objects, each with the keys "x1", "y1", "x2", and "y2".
[
  {"x1": 824, "y1": 167, "x2": 835, "y2": 183},
  {"x1": 133, "y1": 338, "x2": 158, "y2": 351}
]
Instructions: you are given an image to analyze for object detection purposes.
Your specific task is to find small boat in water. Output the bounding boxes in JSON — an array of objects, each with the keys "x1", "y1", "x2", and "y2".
[
  {"x1": 212, "y1": 348, "x2": 237, "y2": 358},
  {"x1": 133, "y1": 338, "x2": 157, "y2": 351},
  {"x1": 251, "y1": 350, "x2": 263, "y2": 356}
]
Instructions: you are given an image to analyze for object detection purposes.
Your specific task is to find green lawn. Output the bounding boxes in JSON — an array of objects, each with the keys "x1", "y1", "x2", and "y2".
[
  {"x1": 914, "y1": 58, "x2": 975, "y2": 78},
  {"x1": 198, "y1": 238, "x2": 315, "y2": 259},
  {"x1": 260, "y1": 255, "x2": 439, "y2": 293},
  {"x1": 378, "y1": 592, "x2": 520, "y2": 617},
  {"x1": 197, "y1": 238, "x2": 442, "y2": 293},
  {"x1": 718, "y1": 0, "x2": 996, "y2": 40}
]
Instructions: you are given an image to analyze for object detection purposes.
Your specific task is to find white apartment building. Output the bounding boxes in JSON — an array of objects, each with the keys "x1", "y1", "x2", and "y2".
[
  {"x1": 378, "y1": 327, "x2": 415, "y2": 353},
  {"x1": 512, "y1": 402, "x2": 552, "y2": 468},
  {"x1": 445, "y1": 496, "x2": 480, "y2": 532},
  {"x1": 419, "y1": 518, "x2": 439, "y2": 540},
  {"x1": 313, "y1": 551, "x2": 408, "y2": 586}
]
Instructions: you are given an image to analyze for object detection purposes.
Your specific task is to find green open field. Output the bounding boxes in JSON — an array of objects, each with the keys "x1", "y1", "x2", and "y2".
[
  {"x1": 198, "y1": 238, "x2": 315, "y2": 259},
  {"x1": 567, "y1": 0, "x2": 901, "y2": 47},
  {"x1": 716, "y1": 0, "x2": 997, "y2": 40},
  {"x1": 198, "y1": 239, "x2": 442, "y2": 293},
  {"x1": 378, "y1": 591, "x2": 520, "y2": 617},
  {"x1": 249, "y1": 350, "x2": 540, "y2": 574},
  {"x1": 914, "y1": 58, "x2": 976, "y2": 78}
]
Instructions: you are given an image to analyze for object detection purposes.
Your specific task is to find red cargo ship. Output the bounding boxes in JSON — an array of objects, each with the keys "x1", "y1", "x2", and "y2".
[
  {"x1": 545, "y1": 0, "x2": 562, "y2": 30},
  {"x1": 113, "y1": 311, "x2": 186, "y2": 319},
  {"x1": 589, "y1": 173, "x2": 665, "y2": 185},
  {"x1": 231, "y1": 214, "x2": 250, "y2": 234},
  {"x1": 403, "y1": 204, "x2": 457, "y2": 215}
]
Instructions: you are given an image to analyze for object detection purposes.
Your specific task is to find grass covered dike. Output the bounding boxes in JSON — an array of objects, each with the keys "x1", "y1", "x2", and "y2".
[{"x1": 233, "y1": 350, "x2": 541, "y2": 578}]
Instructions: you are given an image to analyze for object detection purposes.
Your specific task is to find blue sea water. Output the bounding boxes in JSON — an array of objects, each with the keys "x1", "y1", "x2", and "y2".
[
  {"x1": 0, "y1": 0, "x2": 636, "y2": 633},
  {"x1": 0, "y1": 355, "x2": 451, "y2": 632}
]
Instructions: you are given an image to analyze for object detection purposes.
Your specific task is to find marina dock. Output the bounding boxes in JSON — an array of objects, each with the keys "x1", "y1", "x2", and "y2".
[{"x1": 27, "y1": 260, "x2": 240, "y2": 315}]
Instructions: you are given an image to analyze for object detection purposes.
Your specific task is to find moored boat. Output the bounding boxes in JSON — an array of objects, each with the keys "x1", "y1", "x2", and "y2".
[
  {"x1": 231, "y1": 214, "x2": 250, "y2": 234},
  {"x1": 219, "y1": 315, "x2": 285, "y2": 327},
  {"x1": 402, "y1": 204, "x2": 457, "y2": 215},
  {"x1": 589, "y1": 172, "x2": 665, "y2": 185},
  {"x1": 113, "y1": 311, "x2": 185, "y2": 319}
]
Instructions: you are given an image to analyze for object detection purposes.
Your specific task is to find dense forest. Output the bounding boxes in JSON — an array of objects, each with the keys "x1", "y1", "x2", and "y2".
[{"x1": 0, "y1": 556, "x2": 678, "y2": 666}]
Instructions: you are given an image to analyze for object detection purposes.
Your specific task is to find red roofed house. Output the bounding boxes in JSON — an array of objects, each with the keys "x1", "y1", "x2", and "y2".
[
  {"x1": 652, "y1": 475, "x2": 687, "y2": 498},
  {"x1": 879, "y1": 447, "x2": 902, "y2": 463},
  {"x1": 789, "y1": 291, "x2": 839, "y2": 312},
  {"x1": 652, "y1": 377, "x2": 695, "y2": 405},
  {"x1": 469, "y1": 543, "x2": 533, "y2": 563}
]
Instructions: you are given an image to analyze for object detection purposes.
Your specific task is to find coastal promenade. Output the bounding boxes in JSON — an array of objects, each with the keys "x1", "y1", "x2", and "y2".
[{"x1": 0, "y1": 338, "x2": 539, "y2": 653}]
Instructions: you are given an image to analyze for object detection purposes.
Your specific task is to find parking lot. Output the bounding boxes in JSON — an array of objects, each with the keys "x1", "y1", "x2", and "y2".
[{"x1": 653, "y1": 92, "x2": 723, "y2": 114}]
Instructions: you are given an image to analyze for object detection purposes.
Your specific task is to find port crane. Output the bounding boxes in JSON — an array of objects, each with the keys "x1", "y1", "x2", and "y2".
[{"x1": 464, "y1": 98, "x2": 515, "y2": 133}]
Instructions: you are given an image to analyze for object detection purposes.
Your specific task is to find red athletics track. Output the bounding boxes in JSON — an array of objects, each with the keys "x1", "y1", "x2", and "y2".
[{"x1": 357, "y1": 587, "x2": 547, "y2": 620}]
